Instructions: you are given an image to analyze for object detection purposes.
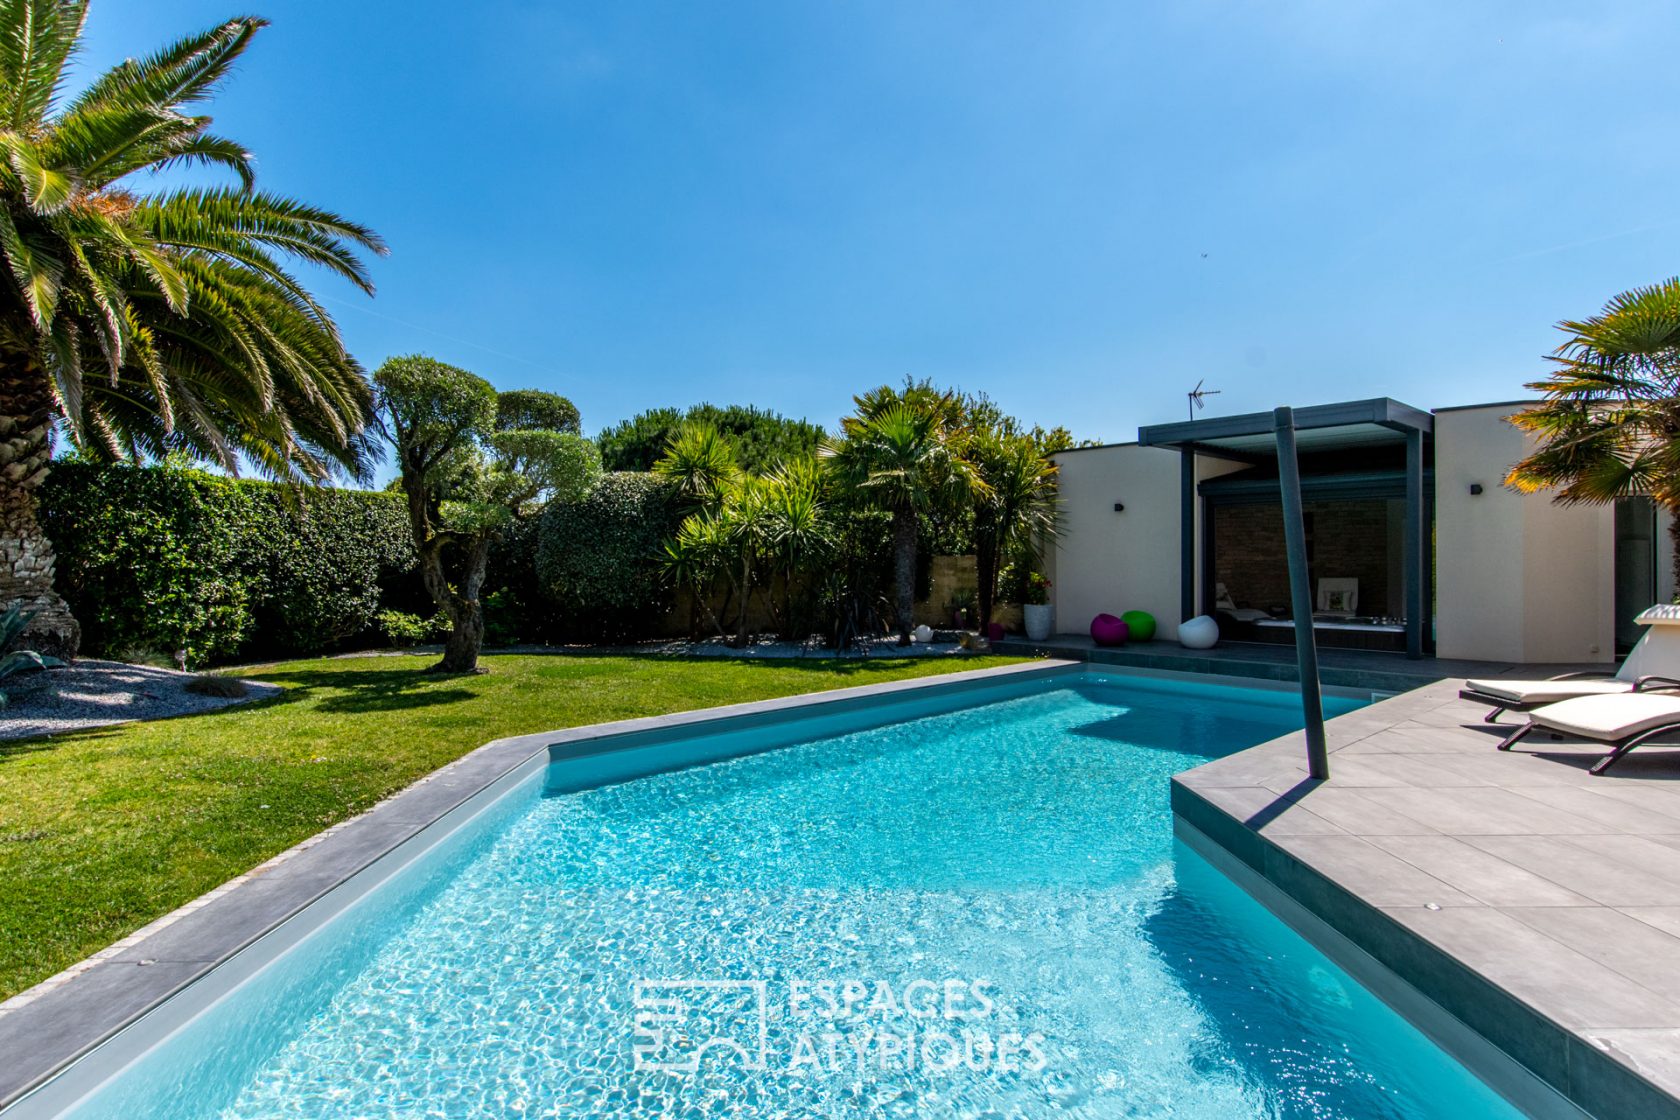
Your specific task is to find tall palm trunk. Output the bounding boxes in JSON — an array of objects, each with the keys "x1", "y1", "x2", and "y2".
[
  {"x1": 974, "y1": 518, "x2": 999, "y2": 635},
  {"x1": 0, "y1": 369, "x2": 78, "y2": 659},
  {"x1": 734, "y1": 555, "x2": 752, "y2": 648},
  {"x1": 893, "y1": 508, "x2": 916, "y2": 644}
]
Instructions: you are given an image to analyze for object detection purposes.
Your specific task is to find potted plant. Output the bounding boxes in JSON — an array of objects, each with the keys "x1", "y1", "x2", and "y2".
[
  {"x1": 1022, "y1": 572, "x2": 1053, "y2": 640},
  {"x1": 948, "y1": 587, "x2": 977, "y2": 629}
]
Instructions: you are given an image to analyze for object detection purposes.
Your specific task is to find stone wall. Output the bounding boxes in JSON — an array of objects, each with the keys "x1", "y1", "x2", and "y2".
[
  {"x1": 1212, "y1": 499, "x2": 1398, "y2": 615},
  {"x1": 915, "y1": 554, "x2": 1024, "y2": 631}
]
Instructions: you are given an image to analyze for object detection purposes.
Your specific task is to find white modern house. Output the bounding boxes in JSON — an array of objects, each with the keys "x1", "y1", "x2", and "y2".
[{"x1": 1046, "y1": 398, "x2": 1672, "y2": 665}]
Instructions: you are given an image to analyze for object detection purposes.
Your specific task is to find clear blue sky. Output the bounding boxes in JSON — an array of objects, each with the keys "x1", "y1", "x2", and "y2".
[{"x1": 84, "y1": 1, "x2": 1680, "y2": 449}]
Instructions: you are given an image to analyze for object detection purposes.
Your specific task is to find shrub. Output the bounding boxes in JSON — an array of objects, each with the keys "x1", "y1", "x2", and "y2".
[
  {"x1": 377, "y1": 609, "x2": 445, "y2": 647},
  {"x1": 597, "y1": 404, "x2": 823, "y2": 473},
  {"x1": 184, "y1": 674, "x2": 249, "y2": 698},
  {"x1": 484, "y1": 516, "x2": 555, "y2": 642},
  {"x1": 41, "y1": 460, "x2": 257, "y2": 666},
  {"x1": 536, "y1": 472, "x2": 682, "y2": 638},
  {"x1": 482, "y1": 587, "x2": 525, "y2": 646},
  {"x1": 242, "y1": 486, "x2": 415, "y2": 657},
  {"x1": 41, "y1": 460, "x2": 417, "y2": 666}
]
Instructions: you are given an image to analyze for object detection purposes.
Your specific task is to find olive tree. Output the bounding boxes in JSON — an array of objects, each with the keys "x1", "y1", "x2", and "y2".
[{"x1": 374, "y1": 356, "x2": 599, "y2": 673}]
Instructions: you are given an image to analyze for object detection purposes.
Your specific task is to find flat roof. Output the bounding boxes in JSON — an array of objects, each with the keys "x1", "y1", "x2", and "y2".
[{"x1": 1138, "y1": 397, "x2": 1433, "y2": 459}]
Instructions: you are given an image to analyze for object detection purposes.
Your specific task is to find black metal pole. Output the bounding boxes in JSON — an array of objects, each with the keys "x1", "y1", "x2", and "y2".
[
  {"x1": 1274, "y1": 406, "x2": 1329, "y2": 779},
  {"x1": 1180, "y1": 448, "x2": 1196, "y2": 621},
  {"x1": 1404, "y1": 428, "x2": 1425, "y2": 660}
]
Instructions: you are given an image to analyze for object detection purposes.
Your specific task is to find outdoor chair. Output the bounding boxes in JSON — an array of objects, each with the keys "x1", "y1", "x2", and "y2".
[
  {"x1": 1461, "y1": 605, "x2": 1680, "y2": 723},
  {"x1": 1495, "y1": 686, "x2": 1680, "y2": 775}
]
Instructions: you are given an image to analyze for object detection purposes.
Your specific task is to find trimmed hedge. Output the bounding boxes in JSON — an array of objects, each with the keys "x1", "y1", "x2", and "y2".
[
  {"x1": 536, "y1": 472, "x2": 681, "y2": 638},
  {"x1": 40, "y1": 460, "x2": 416, "y2": 666},
  {"x1": 241, "y1": 485, "x2": 417, "y2": 656}
]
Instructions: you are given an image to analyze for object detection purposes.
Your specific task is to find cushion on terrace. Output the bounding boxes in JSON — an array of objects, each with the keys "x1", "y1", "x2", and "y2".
[
  {"x1": 1528, "y1": 692, "x2": 1680, "y2": 740},
  {"x1": 1221, "y1": 607, "x2": 1270, "y2": 623},
  {"x1": 1090, "y1": 614, "x2": 1129, "y2": 646},
  {"x1": 1467, "y1": 678, "x2": 1634, "y2": 705}
]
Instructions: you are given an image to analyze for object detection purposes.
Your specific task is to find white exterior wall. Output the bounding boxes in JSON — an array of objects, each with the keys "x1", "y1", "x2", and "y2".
[
  {"x1": 1662, "y1": 508, "x2": 1677, "y2": 607},
  {"x1": 1434, "y1": 404, "x2": 1616, "y2": 664},
  {"x1": 1048, "y1": 444, "x2": 1241, "y2": 640}
]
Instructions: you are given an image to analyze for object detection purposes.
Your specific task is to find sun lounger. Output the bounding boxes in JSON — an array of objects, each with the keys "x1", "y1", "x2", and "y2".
[
  {"x1": 1496, "y1": 689, "x2": 1680, "y2": 775},
  {"x1": 1461, "y1": 604, "x2": 1680, "y2": 722}
]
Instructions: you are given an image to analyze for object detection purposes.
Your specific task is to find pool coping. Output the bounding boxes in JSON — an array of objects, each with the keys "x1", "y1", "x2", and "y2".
[
  {"x1": 1173, "y1": 678, "x2": 1680, "y2": 1120},
  {"x1": 0, "y1": 658, "x2": 1089, "y2": 1113}
]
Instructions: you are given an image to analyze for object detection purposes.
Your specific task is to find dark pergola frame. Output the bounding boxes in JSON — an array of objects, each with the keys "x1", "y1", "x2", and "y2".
[{"x1": 1139, "y1": 397, "x2": 1434, "y2": 662}]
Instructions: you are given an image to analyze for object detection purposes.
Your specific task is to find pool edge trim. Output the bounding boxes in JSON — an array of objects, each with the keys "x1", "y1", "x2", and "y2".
[
  {"x1": 0, "y1": 657, "x2": 1080, "y2": 1114},
  {"x1": 1172, "y1": 749, "x2": 1680, "y2": 1120},
  {"x1": 1175, "y1": 819, "x2": 1592, "y2": 1120}
]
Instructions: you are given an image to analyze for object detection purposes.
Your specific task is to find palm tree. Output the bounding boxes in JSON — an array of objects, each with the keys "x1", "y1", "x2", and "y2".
[
  {"x1": 823, "y1": 387, "x2": 982, "y2": 644},
  {"x1": 0, "y1": 3, "x2": 386, "y2": 656},
  {"x1": 1507, "y1": 278, "x2": 1680, "y2": 586},
  {"x1": 970, "y1": 430, "x2": 1059, "y2": 634}
]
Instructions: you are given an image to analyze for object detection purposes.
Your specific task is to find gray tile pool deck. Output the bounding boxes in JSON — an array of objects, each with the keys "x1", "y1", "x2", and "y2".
[
  {"x1": 995, "y1": 632, "x2": 1570, "y2": 694},
  {"x1": 1172, "y1": 675, "x2": 1680, "y2": 1120}
]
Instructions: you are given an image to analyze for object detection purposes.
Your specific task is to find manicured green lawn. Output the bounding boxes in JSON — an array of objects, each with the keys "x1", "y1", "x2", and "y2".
[{"x1": 0, "y1": 651, "x2": 1026, "y2": 1001}]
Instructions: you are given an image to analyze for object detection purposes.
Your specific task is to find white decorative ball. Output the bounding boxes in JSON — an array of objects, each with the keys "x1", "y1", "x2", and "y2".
[
  {"x1": 912, "y1": 624, "x2": 934, "y2": 644},
  {"x1": 1178, "y1": 615, "x2": 1219, "y2": 649}
]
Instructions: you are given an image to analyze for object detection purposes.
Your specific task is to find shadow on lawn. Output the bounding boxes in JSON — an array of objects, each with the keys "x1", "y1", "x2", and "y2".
[
  {"x1": 616, "y1": 652, "x2": 991, "y2": 676},
  {"x1": 248, "y1": 667, "x2": 480, "y2": 714},
  {"x1": 0, "y1": 668, "x2": 480, "y2": 760}
]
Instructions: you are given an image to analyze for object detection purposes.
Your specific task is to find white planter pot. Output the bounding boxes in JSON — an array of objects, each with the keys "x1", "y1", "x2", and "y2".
[{"x1": 1023, "y1": 603, "x2": 1053, "y2": 641}]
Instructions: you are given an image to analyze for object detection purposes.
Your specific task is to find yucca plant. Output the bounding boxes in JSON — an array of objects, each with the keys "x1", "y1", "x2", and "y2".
[
  {"x1": 0, "y1": 2, "x2": 386, "y2": 657},
  {"x1": 652, "y1": 422, "x2": 739, "y2": 511},
  {"x1": 822, "y1": 385, "x2": 984, "y2": 644},
  {"x1": 1506, "y1": 278, "x2": 1680, "y2": 585},
  {"x1": 969, "y1": 429, "x2": 1060, "y2": 633},
  {"x1": 660, "y1": 448, "x2": 835, "y2": 647}
]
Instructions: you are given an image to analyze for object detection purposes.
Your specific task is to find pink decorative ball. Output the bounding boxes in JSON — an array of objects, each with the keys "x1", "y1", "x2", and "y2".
[{"x1": 1090, "y1": 613, "x2": 1130, "y2": 647}]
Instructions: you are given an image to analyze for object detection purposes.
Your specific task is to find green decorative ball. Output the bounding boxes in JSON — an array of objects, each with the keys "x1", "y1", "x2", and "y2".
[{"x1": 1120, "y1": 610, "x2": 1157, "y2": 642}]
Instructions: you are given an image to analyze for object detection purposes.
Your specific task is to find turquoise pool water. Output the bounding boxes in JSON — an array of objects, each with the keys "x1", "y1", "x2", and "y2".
[{"x1": 57, "y1": 674, "x2": 1524, "y2": 1119}]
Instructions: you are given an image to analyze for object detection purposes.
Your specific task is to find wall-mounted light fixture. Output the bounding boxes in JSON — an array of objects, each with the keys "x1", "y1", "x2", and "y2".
[
  {"x1": 1113, "y1": 501, "x2": 1126, "y2": 513},
  {"x1": 1469, "y1": 483, "x2": 1484, "y2": 496}
]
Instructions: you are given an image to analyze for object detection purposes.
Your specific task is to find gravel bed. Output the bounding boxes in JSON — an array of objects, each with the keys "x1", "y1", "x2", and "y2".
[
  {"x1": 0, "y1": 660, "x2": 279, "y2": 742},
  {"x1": 628, "y1": 635, "x2": 973, "y2": 658},
  {"x1": 332, "y1": 635, "x2": 980, "y2": 662}
]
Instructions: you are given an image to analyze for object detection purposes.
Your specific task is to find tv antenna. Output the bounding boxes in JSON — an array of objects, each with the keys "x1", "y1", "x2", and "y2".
[{"x1": 1187, "y1": 379, "x2": 1220, "y2": 420}]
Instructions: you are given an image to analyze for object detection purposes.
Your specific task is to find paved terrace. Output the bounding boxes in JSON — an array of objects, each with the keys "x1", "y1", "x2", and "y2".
[
  {"x1": 992, "y1": 633, "x2": 1583, "y2": 693},
  {"x1": 1004, "y1": 637, "x2": 1680, "y2": 1116},
  {"x1": 1170, "y1": 674, "x2": 1680, "y2": 1120}
]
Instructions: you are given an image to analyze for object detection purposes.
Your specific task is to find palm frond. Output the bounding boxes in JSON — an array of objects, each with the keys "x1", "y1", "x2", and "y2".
[
  {"x1": 1507, "y1": 279, "x2": 1680, "y2": 513},
  {"x1": 0, "y1": 0, "x2": 85, "y2": 131},
  {"x1": 0, "y1": 8, "x2": 380, "y2": 485},
  {"x1": 68, "y1": 17, "x2": 261, "y2": 114}
]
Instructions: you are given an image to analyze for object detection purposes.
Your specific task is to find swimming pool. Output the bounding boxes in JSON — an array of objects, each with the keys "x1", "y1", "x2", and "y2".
[{"x1": 21, "y1": 669, "x2": 1527, "y2": 1118}]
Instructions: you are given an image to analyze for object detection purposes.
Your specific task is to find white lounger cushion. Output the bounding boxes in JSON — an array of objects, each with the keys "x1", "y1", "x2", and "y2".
[
  {"x1": 1467, "y1": 678, "x2": 1633, "y2": 705},
  {"x1": 1222, "y1": 607, "x2": 1270, "y2": 623},
  {"x1": 1529, "y1": 692, "x2": 1680, "y2": 740}
]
